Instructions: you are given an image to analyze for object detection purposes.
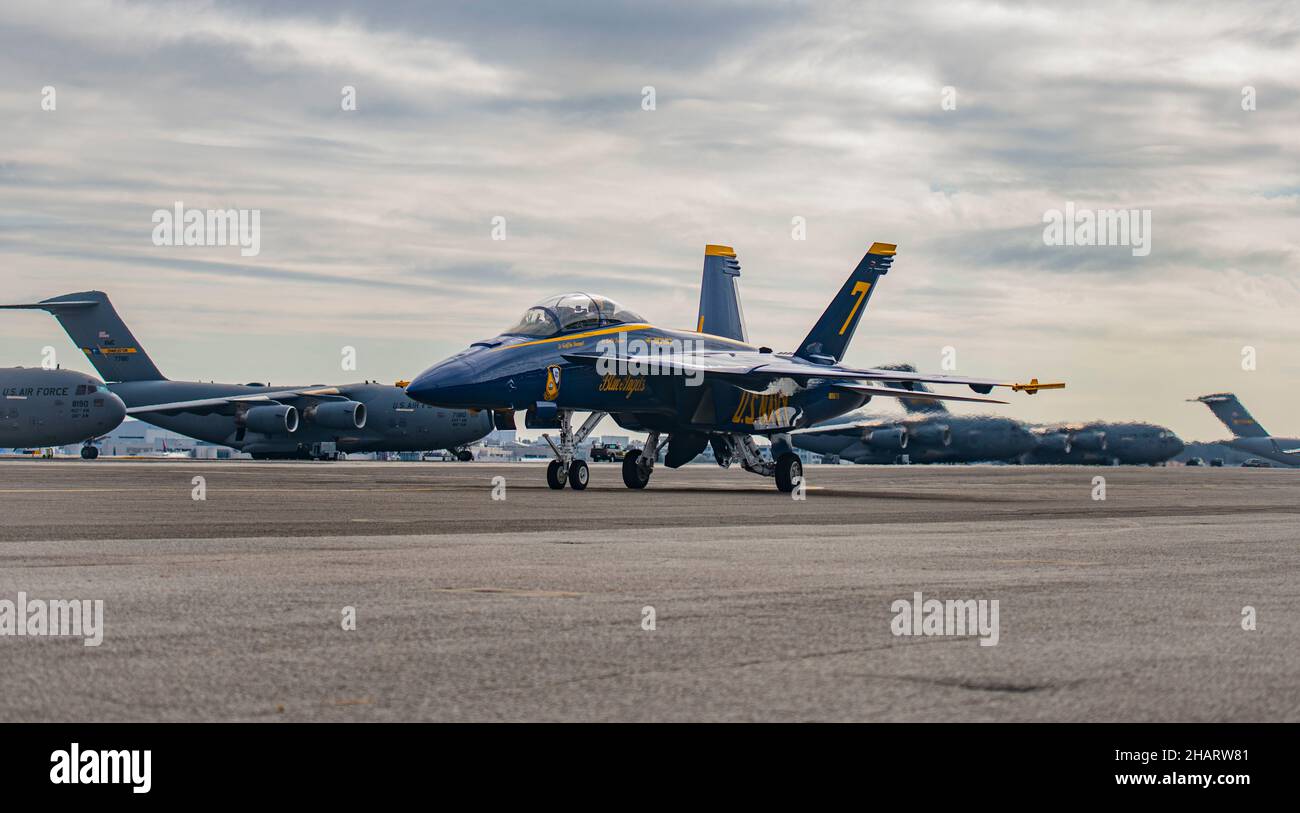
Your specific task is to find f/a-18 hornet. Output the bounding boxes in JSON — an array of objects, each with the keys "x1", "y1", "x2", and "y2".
[{"x1": 406, "y1": 243, "x2": 1063, "y2": 491}]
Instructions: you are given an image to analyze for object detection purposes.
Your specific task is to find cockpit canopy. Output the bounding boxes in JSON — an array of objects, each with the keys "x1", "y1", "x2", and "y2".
[{"x1": 504, "y1": 293, "x2": 646, "y2": 337}]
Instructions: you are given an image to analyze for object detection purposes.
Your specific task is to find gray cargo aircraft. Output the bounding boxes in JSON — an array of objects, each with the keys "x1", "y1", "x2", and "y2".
[
  {"x1": 788, "y1": 411, "x2": 1038, "y2": 464},
  {"x1": 0, "y1": 367, "x2": 125, "y2": 455},
  {"x1": 1190, "y1": 393, "x2": 1300, "y2": 467},
  {"x1": 892, "y1": 372, "x2": 1184, "y2": 466},
  {"x1": 787, "y1": 367, "x2": 1182, "y2": 466},
  {"x1": 786, "y1": 366, "x2": 1037, "y2": 464},
  {"x1": 1021, "y1": 420, "x2": 1183, "y2": 465},
  {"x1": 1, "y1": 292, "x2": 491, "y2": 460}
]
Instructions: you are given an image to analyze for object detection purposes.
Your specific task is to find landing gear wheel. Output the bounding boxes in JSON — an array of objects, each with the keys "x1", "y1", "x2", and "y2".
[
  {"x1": 80, "y1": 446, "x2": 99, "y2": 460},
  {"x1": 775, "y1": 452, "x2": 802, "y2": 493},
  {"x1": 457, "y1": 449, "x2": 473, "y2": 462},
  {"x1": 568, "y1": 459, "x2": 589, "y2": 490},
  {"x1": 622, "y1": 450, "x2": 651, "y2": 489},
  {"x1": 546, "y1": 460, "x2": 568, "y2": 490}
]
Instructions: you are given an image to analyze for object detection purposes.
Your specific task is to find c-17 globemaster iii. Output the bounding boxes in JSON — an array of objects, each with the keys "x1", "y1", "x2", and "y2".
[
  {"x1": 1, "y1": 292, "x2": 491, "y2": 460},
  {"x1": 406, "y1": 242, "x2": 1063, "y2": 491},
  {"x1": 0, "y1": 367, "x2": 126, "y2": 456},
  {"x1": 786, "y1": 365, "x2": 1038, "y2": 464},
  {"x1": 787, "y1": 370, "x2": 1182, "y2": 467},
  {"x1": 1190, "y1": 392, "x2": 1300, "y2": 467}
]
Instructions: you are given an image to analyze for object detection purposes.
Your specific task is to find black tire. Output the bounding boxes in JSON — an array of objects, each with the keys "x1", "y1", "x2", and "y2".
[
  {"x1": 775, "y1": 452, "x2": 802, "y2": 493},
  {"x1": 622, "y1": 449, "x2": 650, "y2": 489},
  {"x1": 80, "y1": 446, "x2": 99, "y2": 460},
  {"x1": 546, "y1": 460, "x2": 568, "y2": 490},
  {"x1": 568, "y1": 459, "x2": 589, "y2": 490},
  {"x1": 457, "y1": 450, "x2": 473, "y2": 462}
]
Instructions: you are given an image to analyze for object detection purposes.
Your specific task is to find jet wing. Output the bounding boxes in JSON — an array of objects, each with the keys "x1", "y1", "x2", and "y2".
[
  {"x1": 830, "y1": 382, "x2": 1007, "y2": 405},
  {"x1": 125, "y1": 387, "x2": 345, "y2": 415},
  {"x1": 750, "y1": 358, "x2": 1059, "y2": 394},
  {"x1": 562, "y1": 350, "x2": 1055, "y2": 396}
]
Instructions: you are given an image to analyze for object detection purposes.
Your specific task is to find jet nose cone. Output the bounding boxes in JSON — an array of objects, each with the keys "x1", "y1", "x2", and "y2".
[{"x1": 407, "y1": 359, "x2": 474, "y2": 406}]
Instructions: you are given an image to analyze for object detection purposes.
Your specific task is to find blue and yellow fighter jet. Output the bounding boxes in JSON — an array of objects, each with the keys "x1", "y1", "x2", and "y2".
[{"x1": 406, "y1": 243, "x2": 1062, "y2": 492}]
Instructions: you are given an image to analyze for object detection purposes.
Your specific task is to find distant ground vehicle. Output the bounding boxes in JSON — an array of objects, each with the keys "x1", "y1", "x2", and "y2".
[
  {"x1": 1241, "y1": 458, "x2": 1272, "y2": 468},
  {"x1": 422, "y1": 449, "x2": 474, "y2": 462},
  {"x1": 590, "y1": 443, "x2": 625, "y2": 462}
]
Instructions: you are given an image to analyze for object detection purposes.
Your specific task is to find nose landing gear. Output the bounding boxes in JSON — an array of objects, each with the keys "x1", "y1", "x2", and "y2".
[{"x1": 541, "y1": 410, "x2": 605, "y2": 490}]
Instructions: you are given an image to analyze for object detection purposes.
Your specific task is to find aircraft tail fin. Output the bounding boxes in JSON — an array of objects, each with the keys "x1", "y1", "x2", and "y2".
[
  {"x1": 0, "y1": 291, "x2": 166, "y2": 382},
  {"x1": 795, "y1": 242, "x2": 895, "y2": 364},
  {"x1": 695, "y1": 244, "x2": 747, "y2": 341},
  {"x1": 876, "y1": 363, "x2": 949, "y2": 414},
  {"x1": 1190, "y1": 393, "x2": 1268, "y2": 438}
]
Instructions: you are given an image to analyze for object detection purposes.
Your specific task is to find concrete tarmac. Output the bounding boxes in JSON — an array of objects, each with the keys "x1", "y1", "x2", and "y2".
[{"x1": 0, "y1": 460, "x2": 1296, "y2": 721}]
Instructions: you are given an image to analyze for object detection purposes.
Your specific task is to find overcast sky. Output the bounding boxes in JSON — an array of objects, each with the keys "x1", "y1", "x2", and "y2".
[{"x1": 2, "y1": 0, "x2": 1297, "y2": 439}]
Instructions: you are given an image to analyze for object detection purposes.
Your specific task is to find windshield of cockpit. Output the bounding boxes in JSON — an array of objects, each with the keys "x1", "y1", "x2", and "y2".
[{"x1": 503, "y1": 293, "x2": 645, "y2": 337}]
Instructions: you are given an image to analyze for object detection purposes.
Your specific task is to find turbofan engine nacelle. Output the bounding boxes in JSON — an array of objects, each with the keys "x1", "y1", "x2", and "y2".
[
  {"x1": 1038, "y1": 432, "x2": 1071, "y2": 454},
  {"x1": 307, "y1": 401, "x2": 367, "y2": 430},
  {"x1": 243, "y1": 404, "x2": 299, "y2": 434},
  {"x1": 1071, "y1": 430, "x2": 1107, "y2": 452},
  {"x1": 909, "y1": 424, "x2": 952, "y2": 448},
  {"x1": 864, "y1": 427, "x2": 908, "y2": 450}
]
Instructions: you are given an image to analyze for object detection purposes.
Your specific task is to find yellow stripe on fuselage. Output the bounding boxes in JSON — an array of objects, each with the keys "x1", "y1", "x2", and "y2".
[{"x1": 493, "y1": 324, "x2": 654, "y2": 351}]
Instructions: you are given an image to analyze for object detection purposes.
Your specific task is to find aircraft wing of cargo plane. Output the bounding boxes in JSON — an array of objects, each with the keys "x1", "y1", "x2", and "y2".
[
  {"x1": 122, "y1": 386, "x2": 346, "y2": 416},
  {"x1": 406, "y1": 242, "x2": 1063, "y2": 492}
]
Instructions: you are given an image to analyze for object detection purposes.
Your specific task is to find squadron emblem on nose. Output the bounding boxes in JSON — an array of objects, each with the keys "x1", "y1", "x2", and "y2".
[{"x1": 544, "y1": 364, "x2": 562, "y2": 401}]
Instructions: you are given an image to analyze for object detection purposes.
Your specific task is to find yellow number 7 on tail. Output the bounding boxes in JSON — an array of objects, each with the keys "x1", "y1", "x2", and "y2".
[{"x1": 838, "y1": 281, "x2": 871, "y2": 336}]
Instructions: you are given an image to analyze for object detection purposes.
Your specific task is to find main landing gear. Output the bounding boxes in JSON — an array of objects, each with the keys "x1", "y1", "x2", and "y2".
[
  {"x1": 542, "y1": 410, "x2": 605, "y2": 490},
  {"x1": 80, "y1": 444, "x2": 100, "y2": 460},
  {"x1": 715, "y1": 433, "x2": 804, "y2": 493},
  {"x1": 774, "y1": 452, "x2": 802, "y2": 493},
  {"x1": 621, "y1": 431, "x2": 664, "y2": 489}
]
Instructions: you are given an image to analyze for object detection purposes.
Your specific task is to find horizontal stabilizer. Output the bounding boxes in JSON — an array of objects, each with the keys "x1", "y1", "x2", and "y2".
[{"x1": 0, "y1": 291, "x2": 166, "y2": 382}]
